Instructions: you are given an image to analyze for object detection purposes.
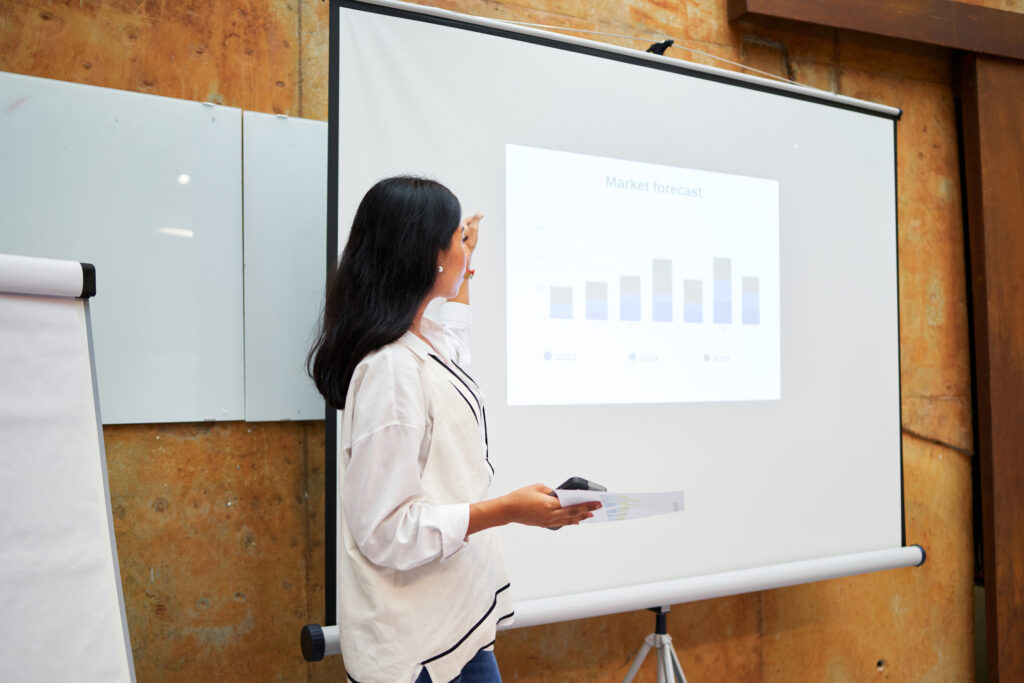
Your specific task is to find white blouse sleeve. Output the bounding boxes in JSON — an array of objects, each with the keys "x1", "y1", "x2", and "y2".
[
  {"x1": 343, "y1": 423, "x2": 469, "y2": 571},
  {"x1": 439, "y1": 301, "x2": 472, "y2": 366},
  {"x1": 342, "y1": 349, "x2": 470, "y2": 572}
]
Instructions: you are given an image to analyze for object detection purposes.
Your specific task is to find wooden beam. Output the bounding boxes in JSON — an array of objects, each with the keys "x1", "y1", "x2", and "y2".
[
  {"x1": 728, "y1": 0, "x2": 1024, "y2": 61},
  {"x1": 959, "y1": 53, "x2": 1024, "y2": 683}
]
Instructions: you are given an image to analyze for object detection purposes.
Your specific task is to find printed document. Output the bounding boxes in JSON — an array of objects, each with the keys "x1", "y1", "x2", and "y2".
[{"x1": 555, "y1": 490, "x2": 685, "y2": 523}]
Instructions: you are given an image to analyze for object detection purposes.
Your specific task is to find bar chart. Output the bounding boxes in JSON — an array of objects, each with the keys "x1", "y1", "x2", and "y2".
[
  {"x1": 506, "y1": 143, "x2": 780, "y2": 406},
  {"x1": 545, "y1": 256, "x2": 759, "y2": 327}
]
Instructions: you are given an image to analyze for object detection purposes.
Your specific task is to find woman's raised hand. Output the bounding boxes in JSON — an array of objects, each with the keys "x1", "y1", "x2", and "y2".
[{"x1": 462, "y1": 213, "x2": 482, "y2": 257}]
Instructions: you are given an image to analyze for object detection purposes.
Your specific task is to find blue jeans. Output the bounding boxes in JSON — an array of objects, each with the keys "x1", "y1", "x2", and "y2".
[{"x1": 415, "y1": 649, "x2": 501, "y2": 683}]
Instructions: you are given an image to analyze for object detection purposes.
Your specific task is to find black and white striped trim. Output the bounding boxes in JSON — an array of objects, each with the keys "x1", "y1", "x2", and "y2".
[
  {"x1": 429, "y1": 355, "x2": 493, "y2": 474},
  {"x1": 420, "y1": 583, "x2": 511, "y2": 665}
]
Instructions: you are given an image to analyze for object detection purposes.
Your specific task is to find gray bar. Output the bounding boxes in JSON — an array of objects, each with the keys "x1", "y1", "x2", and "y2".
[
  {"x1": 714, "y1": 257, "x2": 731, "y2": 281},
  {"x1": 551, "y1": 286, "x2": 573, "y2": 305},
  {"x1": 684, "y1": 280, "x2": 702, "y2": 303},
  {"x1": 653, "y1": 259, "x2": 672, "y2": 294},
  {"x1": 586, "y1": 281, "x2": 608, "y2": 300}
]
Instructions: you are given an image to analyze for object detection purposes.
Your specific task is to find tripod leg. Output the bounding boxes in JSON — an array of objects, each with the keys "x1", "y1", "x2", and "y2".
[
  {"x1": 622, "y1": 638, "x2": 653, "y2": 683},
  {"x1": 661, "y1": 642, "x2": 674, "y2": 683},
  {"x1": 668, "y1": 645, "x2": 688, "y2": 683}
]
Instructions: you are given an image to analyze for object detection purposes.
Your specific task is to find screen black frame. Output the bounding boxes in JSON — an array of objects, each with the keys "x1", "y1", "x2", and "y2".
[{"x1": 325, "y1": 0, "x2": 905, "y2": 626}]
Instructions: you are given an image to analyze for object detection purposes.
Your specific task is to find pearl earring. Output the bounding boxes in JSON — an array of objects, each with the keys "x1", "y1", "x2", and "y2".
[{"x1": 438, "y1": 265, "x2": 444, "y2": 273}]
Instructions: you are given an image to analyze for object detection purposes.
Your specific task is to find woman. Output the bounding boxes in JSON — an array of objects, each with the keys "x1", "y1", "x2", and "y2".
[{"x1": 308, "y1": 176, "x2": 599, "y2": 683}]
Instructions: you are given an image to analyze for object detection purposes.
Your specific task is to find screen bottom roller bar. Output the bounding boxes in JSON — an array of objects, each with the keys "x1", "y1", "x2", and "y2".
[
  {"x1": 505, "y1": 545, "x2": 925, "y2": 630},
  {"x1": 300, "y1": 545, "x2": 923, "y2": 659}
]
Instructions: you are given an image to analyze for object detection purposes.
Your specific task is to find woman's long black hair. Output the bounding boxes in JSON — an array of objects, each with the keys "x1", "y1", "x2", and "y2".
[{"x1": 307, "y1": 176, "x2": 461, "y2": 409}]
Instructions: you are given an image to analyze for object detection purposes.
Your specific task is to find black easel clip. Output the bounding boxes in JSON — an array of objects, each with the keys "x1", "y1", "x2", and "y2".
[{"x1": 647, "y1": 39, "x2": 674, "y2": 55}]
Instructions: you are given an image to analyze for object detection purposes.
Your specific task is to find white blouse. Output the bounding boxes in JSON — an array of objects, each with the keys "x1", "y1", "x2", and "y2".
[{"x1": 336, "y1": 302, "x2": 512, "y2": 683}]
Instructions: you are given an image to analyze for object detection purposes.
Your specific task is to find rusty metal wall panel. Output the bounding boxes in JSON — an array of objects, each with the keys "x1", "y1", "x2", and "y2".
[
  {"x1": 0, "y1": 0, "x2": 299, "y2": 114},
  {"x1": 104, "y1": 421, "x2": 343, "y2": 680}
]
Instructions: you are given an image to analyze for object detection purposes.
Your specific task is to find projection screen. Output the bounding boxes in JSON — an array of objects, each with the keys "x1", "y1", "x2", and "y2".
[{"x1": 326, "y1": 0, "x2": 921, "y2": 630}]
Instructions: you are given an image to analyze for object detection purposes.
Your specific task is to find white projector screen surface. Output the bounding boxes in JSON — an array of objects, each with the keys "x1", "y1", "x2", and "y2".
[{"x1": 332, "y1": 0, "x2": 904, "y2": 617}]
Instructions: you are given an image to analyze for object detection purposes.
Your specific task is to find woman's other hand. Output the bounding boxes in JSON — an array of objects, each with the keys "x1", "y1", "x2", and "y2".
[
  {"x1": 467, "y1": 484, "x2": 602, "y2": 535},
  {"x1": 504, "y1": 484, "x2": 600, "y2": 528}
]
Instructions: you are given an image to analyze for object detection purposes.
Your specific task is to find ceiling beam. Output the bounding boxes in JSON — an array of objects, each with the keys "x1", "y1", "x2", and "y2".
[{"x1": 728, "y1": 0, "x2": 1024, "y2": 61}]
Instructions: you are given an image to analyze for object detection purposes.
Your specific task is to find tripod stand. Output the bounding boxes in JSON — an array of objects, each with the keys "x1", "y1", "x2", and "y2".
[{"x1": 622, "y1": 607, "x2": 688, "y2": 683}]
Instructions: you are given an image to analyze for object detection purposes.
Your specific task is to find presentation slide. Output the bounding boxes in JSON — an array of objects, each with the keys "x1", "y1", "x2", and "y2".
[{"x1": 506, "y1": 144, "x2": 781, "y2": 406}]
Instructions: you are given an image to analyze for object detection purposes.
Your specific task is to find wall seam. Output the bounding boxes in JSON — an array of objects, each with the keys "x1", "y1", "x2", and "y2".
[
  {"x1": 902, "y1": 426, "x2": 973, "y2": 459},
  {"x1": 832, "y1": 28, "x2": 841, "y2": 93},
  {"x1": 298, "y1": 0, "x2": 304, "y2": 118},
  {"x1": 757, "y1": 591, "x2": 766, "y2": 681}
]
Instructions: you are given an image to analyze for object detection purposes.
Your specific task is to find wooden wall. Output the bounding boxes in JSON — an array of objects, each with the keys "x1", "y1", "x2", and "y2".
[
  {"x1": 0, "y1": 0, "x2": 988, "y2": 679},
  {"x1": 960, "y1": 53, "x2": 1024, "y2": 683}
]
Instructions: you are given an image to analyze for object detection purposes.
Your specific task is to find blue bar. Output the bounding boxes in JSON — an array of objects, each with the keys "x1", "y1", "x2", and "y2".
[
  {"x1": 714, "y1": 280, "x2": 731, "y2": 323},
  {"x1": 683, "y1": 280, "x2": 702, "y2": 323},
  {"x1": 742, "y1": 291, "x2": 759, "y2": 324},
  {"x1": 621, "y1": 293, "x2": 641, "y2": 321},
  {"x1": 551, "y1": 302, "x2": 573, "y2": 319},
  {"x1": 653, "y1": 293, "x2": 672, "y2": 322},
  {"x1": 684, "y1": 301, "x2": 702, "y2": 323}
]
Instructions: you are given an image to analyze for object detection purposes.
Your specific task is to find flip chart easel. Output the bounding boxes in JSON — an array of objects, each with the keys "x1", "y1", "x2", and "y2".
[{"x1": 0, "y1": 253, "x2": 135, "y2": 682}]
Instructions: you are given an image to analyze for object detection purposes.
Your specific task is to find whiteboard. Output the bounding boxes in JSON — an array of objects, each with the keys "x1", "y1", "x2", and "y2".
[
  {"x1": 242, "y1": 112, "x2": 327, "y2": 421},
  {"x1": 0, "y1": 71, "x2": 244, "y2": 424},
  {"x1": 0, "y1": 254, "x2": 135, "y2": 682}
]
